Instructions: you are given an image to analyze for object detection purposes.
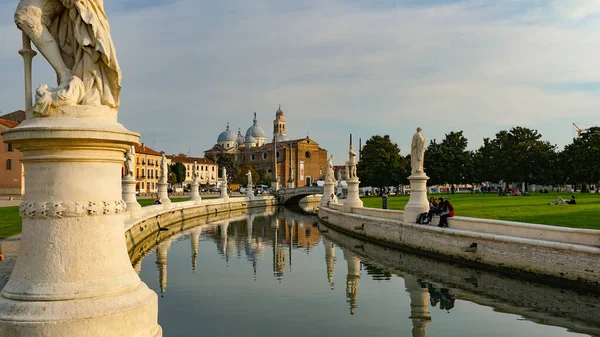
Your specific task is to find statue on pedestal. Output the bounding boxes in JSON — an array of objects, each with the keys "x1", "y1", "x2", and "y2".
[
  {"x1": 125, "y1": 145, "x2": 135, "y2": 178},
  {"x1": 15, "y1": 0, "x2": 121, "y2": 116},
  {"x1": 348, "y1": 145, "x2": 357, "y2": 179},
  {"x1": 326, "y1": 155, "x2": 335, "y2": 183},
  {"x1": 246, "y1": 170, "x2": 253, "y2": 187},
  {"x1": 159, "y1": 153, "x2": 168, "y2": 184},
  {"x1": 411, "y1": 127, "x2": 426, "y2": 175},
  {"x1": 192, "y1": 161, "x2": 198, "y2": 183},
  {"x1": 337, "y1": 169, "x2": 342, "y2": 183}
]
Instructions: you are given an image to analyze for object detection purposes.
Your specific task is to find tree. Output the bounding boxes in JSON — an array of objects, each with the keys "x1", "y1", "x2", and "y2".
[
  {"x1": 255, "y1": 167, "x2": 272, "y2": 186},
  {"x1": 424, "y1": 131, "x2": 471, "y2": 192},
  {"x1": 357, "y1": 135, "x2": 407, "y2": 190},
  {"x1": 207, "y1": 153, "x2": 240, "y2": 183},
  {"x1": 170, "y1": 162, "x2": 186, "y2": 186},
  {"x1": 237, "y1": 165, "x2": 259, "y2": 187},
  {"x1": 560, "y1": 127, "x2": 600, "y2": 190}
]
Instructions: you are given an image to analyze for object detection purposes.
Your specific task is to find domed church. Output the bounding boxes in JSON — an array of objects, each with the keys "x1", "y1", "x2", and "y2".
[{"x1": 205, "y1": 106, "x2": 328, "y2": 187}]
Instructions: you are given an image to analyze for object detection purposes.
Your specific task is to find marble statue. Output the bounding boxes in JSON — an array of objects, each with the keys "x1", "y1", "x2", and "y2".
[
  {"x1": 222, "y1": 167, "x2": 227, "y2": 182},
  {"x1": 124, "y1": 145, "x2": 134, "y2": 178},
  {"x1": 159, "y1": 153, "x2": 168, "y2": 183},
  {"x1": 246, "y1": 170, "x2": 253, "y2": 187},
  {"x1": 337, "y1": 169, "x2": 342, "y2": 183},
  {"x1": 326, "y1": 155, "x2": 335, "y2": 183},
  {"x1": 15, "y1": 0, "x2": 121, "y2": 116},
  {"x1": 411, "y1": 127, "x2": 426, "y2": 175},
  {"x1": 192, "y1": 161, "x2": 198, "y2": 183},
  {"x1": 348, "y1": 145, "x2": 357, "y2": 179}
]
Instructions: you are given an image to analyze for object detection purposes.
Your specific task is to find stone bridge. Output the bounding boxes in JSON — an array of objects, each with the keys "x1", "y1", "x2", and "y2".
[{"x1": 277, "y1": 186, "x2": 324, "y2": 204}]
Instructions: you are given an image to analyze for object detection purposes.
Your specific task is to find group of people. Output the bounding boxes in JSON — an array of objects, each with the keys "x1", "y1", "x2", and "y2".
[{"x1": 426, "y1": 197, "x2": 455, "y2": 227}]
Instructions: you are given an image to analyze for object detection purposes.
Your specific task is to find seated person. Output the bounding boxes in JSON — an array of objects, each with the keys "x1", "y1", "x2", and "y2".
[
  {"x1": 426, "y1": 197, "x2": 441, "y2": 224},
  {"x1": 154, "y1": 195, "x2": 161, "y2": 205},
  {"x1": 567, "y1": 195, "x2": 576, "y2": 204},
  {"x1": 438, "y1": 200, "x2": 454, "y2": 228}
]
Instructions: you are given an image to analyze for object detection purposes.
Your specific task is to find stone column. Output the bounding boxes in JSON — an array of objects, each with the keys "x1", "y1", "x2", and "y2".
[
  {"x1": 404, "y1": 275, "x2": 432, "y2": 337},
  {"x1": 404, "y1": 174, "x2": 429, "y2": 223},
  {"x1": 122, "y1": 176, "x2": 142, "y2": 218},
  {"x1": 343, "y1": 249, "x2": 361, "y2": 315},
  {"x1": 157, "y1": 181, "x2": 171, "y2": 206},
  {"x1": 156, "y1": 238, "x2": 172, "y2": 296},
  {"x1": 343, "y1": 176, "x2": 363, "y2": 212},
  {"x1": 320, "y1": 180, "x2": 336, "y2": 207},
  {"x1": 190, "y1": 181, "x2": 201, "y2": 204},
  {"x1": 0, "y1": 116, "x2": 161, "y2": 337},
  {"x1": 323, "y1": 236, "x2": 336, "y2": 289}
]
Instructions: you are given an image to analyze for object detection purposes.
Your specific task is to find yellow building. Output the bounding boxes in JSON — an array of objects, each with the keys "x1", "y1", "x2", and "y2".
[
  {"x1": 0, "y1": 119, "x2": 24, "y2": 195},
  {"x1": 134, "y1": 143, "x2": 162, "y2": 194},
  {"x1": 167, "y1": 154, "x2": 218, "y2": 186}
]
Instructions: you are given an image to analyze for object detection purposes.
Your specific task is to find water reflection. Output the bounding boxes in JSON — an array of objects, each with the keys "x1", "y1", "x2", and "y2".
[{"x1": 132, "y1": 205, "x2": 600, "y2": 337}]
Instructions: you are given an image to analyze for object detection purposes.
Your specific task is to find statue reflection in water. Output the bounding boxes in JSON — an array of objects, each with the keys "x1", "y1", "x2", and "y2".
[{"x1": 343, "y1": 250, "x2": 361, "y2": 315}]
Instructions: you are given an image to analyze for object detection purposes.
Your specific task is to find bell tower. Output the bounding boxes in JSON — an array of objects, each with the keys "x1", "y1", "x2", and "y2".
[{"x1": 273, "y1": 104, "x2": 286, "y2": 139}]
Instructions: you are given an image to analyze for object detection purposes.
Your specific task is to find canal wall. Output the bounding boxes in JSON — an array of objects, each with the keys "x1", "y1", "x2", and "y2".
[
  {"x1": 319, "y1": 224, "x2": 600, "y2": 337},
  {"x1": 124, "y1": 196, "x2": 277, "y2": 255},
  {"x1": 318, "y1": 203, "x2": 600, "y2": 287}
]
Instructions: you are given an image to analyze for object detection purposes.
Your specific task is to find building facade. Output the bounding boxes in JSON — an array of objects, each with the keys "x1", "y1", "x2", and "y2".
[
  {"x1": 134, "y1": 143, "x2": 162, "y2": 194},
  {"x1": 205, "y1": 106, "x2": 328, "y2": 187},
  {"x1": 0, "y1": 119, "x2": 24, "y2": 195},
  {"x1": 167, "y1": 154, "x2": 218, "y2": 186}
]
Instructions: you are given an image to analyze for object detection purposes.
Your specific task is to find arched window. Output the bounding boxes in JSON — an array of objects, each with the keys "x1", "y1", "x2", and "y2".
[
  {"x1": 251, "y1": 153, "x2": 256, "y2": 161},
  {"x1": 262, "y1": 152, "x2": 267, "y2": 160}
]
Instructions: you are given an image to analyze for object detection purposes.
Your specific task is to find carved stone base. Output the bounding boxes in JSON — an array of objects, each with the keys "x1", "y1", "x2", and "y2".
[
  {"x1": 0, "y1": 116, "x2": 161, "y2": 336},
  {"x1": 320, "y1": 181, "x2": 336, "y2": 207},
  {"x1": 189, "y1": 182, "x2": 201, "y2": 204},
  {"x1": 404, "y1": 174, "x2": 430, "y2": 223},
  {"x1": 220, "y1": 183, "x2": 229, "y2": 201},
  {"x1": 123, "y1": 177, "x2": 142, "y2": 218},
  {"x1": 157, "y1": 182, "x2": 171, "y2": 205},
  {"x1": 343, "y1": 177, "x2": 363, "y2": 212}
]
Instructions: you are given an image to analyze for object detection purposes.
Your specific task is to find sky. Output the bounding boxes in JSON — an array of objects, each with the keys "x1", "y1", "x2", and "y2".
[{"x1": 1, "y1": 0, "x2": 599, "y2": 163}]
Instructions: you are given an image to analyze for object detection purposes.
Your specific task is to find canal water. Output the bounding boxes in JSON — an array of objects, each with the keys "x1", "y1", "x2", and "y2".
[{"x1": 133, "y1": 205, "x2": 600, "y2": 337}]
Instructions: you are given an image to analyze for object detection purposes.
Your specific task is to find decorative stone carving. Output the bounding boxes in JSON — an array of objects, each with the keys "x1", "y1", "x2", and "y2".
[
  {"x1": 15, "y1": 0, "x2": 121, "y2": 116},
  {"x1": 411, "y1": 127, "x2": 426, "y2": 175},
  {"x1": 19, "y1": 200, "x2": 127, "y2": 219},
  {"x1": 125, "y1": 145, "x2": 135, "y2": 178},
  {"x1": 347, "y1": 145, "x2": 357, "y2": 179}
]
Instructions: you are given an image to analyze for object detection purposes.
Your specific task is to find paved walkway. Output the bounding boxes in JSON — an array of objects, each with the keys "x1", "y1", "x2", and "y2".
[{"x1": 0, "y1": 235, "x2": 20, "y2": 289}]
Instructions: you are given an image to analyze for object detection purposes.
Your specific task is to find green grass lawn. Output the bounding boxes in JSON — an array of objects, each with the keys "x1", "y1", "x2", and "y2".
[{"x1": 362, "y1": 192, "x2": 600, "y2": 229}]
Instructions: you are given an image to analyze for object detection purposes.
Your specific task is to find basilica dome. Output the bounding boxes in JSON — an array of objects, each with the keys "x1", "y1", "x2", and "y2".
[{"x1": 217, "y1": 124, "x2": 236, "y2": 142}]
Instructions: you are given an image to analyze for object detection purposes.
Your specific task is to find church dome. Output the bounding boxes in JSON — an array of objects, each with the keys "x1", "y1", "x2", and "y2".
[
  {"x1": 246, "y1": 112, "x2": 266, "y2": 139},
  {"x1": 245, "y1": 132, "x2": 257, "y2": 145},
  {"x1": 276, "y1": 105, "x2": 284, "y2": 117},
  {"x1": 217, "y1": 124, "x2": 236, "y2": 142}
]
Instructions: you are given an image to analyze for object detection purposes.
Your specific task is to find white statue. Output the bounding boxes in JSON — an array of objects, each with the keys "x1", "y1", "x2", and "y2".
[
  {"x1": 159, "y1": 153, "x2": 168, "y2": 183},
  {"x1": 348, "y1": 145, "x2": 357, "y2": 179},
  {"x1": 192, "y1": 161, "x2": 198, "y2": 183},
  {"x1": 337, "y1": 169, "x2": 342, "y2": 183},
  {"x1": 15, "y1": 0, "x2": 121, "y2": 116},
  {"x1": 326, "y1": 155, "x2": 335, "y2": 183},
  {"x1": 222, "y1": 167, "x2": 227, "y2": 182},
  {"x1": 246, "y1": 170, "x2": 253, "y2": 187},
  {"x1": 124, "y1": 145, "x2": 134, "y2": 178},
  {"x1": 411, "y1": 127, "x2": 426, "y2": 175}
]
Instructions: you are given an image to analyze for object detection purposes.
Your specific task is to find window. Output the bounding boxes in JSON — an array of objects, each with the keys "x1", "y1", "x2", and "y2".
[
  {"x1": 142, "y1": 182, "x2": 145, "y2": 189},
  {"x1": 305, "y1": 151, "x2": 311, "y2": 158},
  {"x1": 262, "y1": 152, "x2": 267, "y2": 160},
  {"x1": 7, "y1": 143, "x2": 13, "y2": 152},
  {"x1": 151, "y1": 182, "x2": 154, "y2": 189},
  {"x1": 276, "y1": 151, "x2": 280, "y2": 159},
  {"x1": 6, "y1": 159, "x2": 12, "y2": 170},
  {"x1": 250, "y1": 153, "x2": 255, "y2": 161}
]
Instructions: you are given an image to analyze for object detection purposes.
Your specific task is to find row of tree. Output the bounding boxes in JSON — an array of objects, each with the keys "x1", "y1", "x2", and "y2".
[{"x1": 357, "y1": 127, "x2": 600, "y2": 192}]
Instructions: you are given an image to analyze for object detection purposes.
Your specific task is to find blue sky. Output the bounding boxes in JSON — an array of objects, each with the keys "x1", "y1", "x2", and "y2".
[{"x1": 1, "y1": 0, "x2": 599, "y2": 162}]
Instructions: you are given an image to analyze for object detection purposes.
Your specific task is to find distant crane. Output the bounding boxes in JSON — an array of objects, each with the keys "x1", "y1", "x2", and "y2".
[{"x1": 573, "y1": 123, "x2": 584, "y2": 138}]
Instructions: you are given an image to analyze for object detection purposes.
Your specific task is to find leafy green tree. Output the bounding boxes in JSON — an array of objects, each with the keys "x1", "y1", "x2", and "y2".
[
  {"x1": 560, "y1": 127, "x2": 600, "y2": 191},
  {"x1": 255, "y1": 168, "x2": 272, "y2": 186},
  {"x1": 357, "y1": 135, "x2": 407, "y2": 190},
  {"x1": 424, "y1": 131, "x2": 471, "y2": 192},
  {"x1": 207, "y1": 153, "x2": 240, "y2": 183},
  {"x1": 170, "y1": 162, "x2": 186, "y2": 185}
]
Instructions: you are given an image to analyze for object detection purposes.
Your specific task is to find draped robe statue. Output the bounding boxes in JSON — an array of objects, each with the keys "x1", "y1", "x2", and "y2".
[
  {"x1": 124, "y1": 145, "x2": 134, "y2": 178},
  {"x1": 15, "y1": 0, "x2": 121, "y2": 115},
  {"x1": 411, "y1": 127, "x2": 426, "y2": 175},
  {"x1": 159, "y1": 153, "x2": 168, "y2": 183},
  {"x1": 192, "y1": 161, "x2": 198, "y2": 183},
  {"x1": 326, "y1": 155, "x2": 335, "y2": 183}
]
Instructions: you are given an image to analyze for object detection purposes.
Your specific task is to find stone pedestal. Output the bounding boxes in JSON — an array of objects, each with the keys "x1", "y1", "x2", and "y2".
[
  {"x1": 220, "y1": 183, "x2": 229, "y2": 201},
  {"x1": 0, "y1": 116, "x2": 161, "y2": 337},
  {"x1": 343, "y1": 177, "x2": 363, "y2": 212},
  {"x1": 122, "y1": 176, "x2": 142, "y2": 218},
  {"x1": 157, "y1": 181, "x2": 171, "y2": 205},
  {"x1": 320, "y1": 181, "x2": 336, "y2": 207},
  {"x1": 336, "y1": 182, "x2": 343, "y2": 197},
  {"x1": 404, "y1": 174, "x2": 429, "y2": 223},
  {"x1": 271, "y1": 181, "x2": 279, "y2": 192},
  {"x1": 246, "y1": 184, "x2": 255, "y2": 200},
  {"x1": 189, "y1": 182, "x2": 201, "y2": 204}
]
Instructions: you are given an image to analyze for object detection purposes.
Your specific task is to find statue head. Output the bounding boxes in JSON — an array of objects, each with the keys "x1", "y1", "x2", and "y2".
[{"x1": 417, "y1": 127, "x2": 422, "y2": 133}]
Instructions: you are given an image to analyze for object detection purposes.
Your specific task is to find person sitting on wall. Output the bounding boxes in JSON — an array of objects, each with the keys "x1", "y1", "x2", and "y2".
[
  {"x1": 426, "y1": 197, "x2": 441, "y2": 224},
  {"x1": 438, "y1": 199, "x2": 454, "y2": 228},
  {"x1": 154, "y1": 195, "x2": 161, "y2": 205},
  {"x1": 567, "y1": 195, "x2": 576, "y2": 205}
]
